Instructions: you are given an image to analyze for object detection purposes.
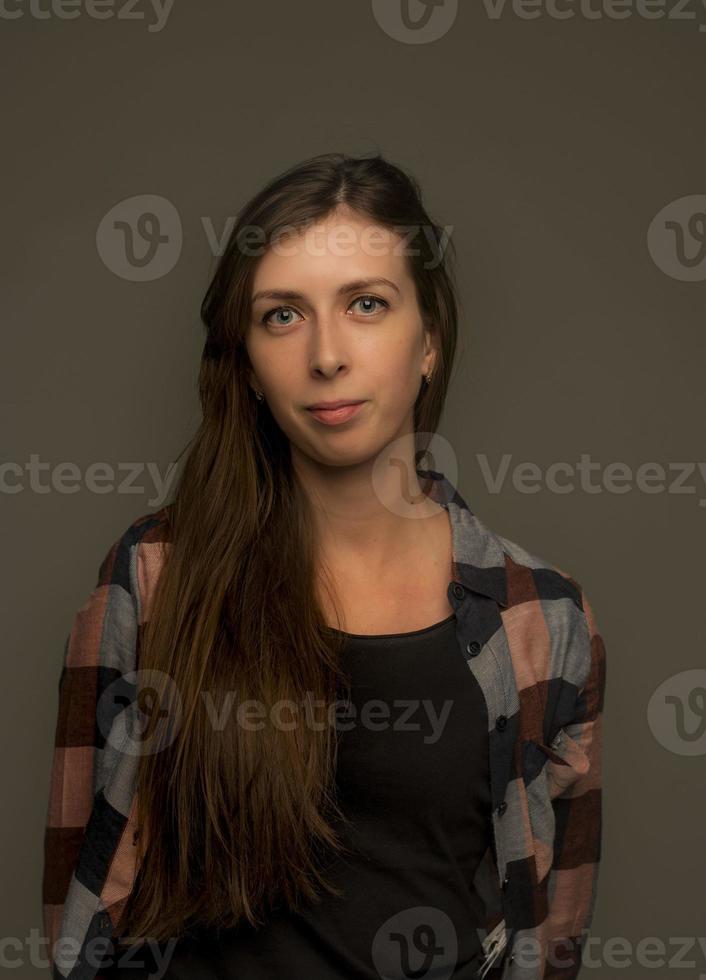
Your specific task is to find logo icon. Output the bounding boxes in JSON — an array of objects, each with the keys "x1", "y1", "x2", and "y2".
[
  {"x1": 371, "y1": 0, "x2": 458, "y2": 44},
  {"x1": 96, "y1": 194, "x2": 182, "y2": 280},
  {"x1": 647, "y1": 194, "x2": 706, "y2": 281}
]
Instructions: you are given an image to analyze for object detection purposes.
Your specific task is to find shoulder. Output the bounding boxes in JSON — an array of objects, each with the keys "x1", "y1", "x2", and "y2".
[
  {"x1": 98, "y1": 505, "x2": 173, "y2": 622},
  {"x1": 493, "y1": 527, "x2": 584, "y2": 608},
  {"x1": 487, "y1": 523, "x2": 606, "y2": 688}
]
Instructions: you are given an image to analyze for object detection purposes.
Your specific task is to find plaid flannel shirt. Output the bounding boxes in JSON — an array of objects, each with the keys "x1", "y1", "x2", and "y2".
[{"x1": 42, "y1": 467, "x2": 606, "y2": 980}]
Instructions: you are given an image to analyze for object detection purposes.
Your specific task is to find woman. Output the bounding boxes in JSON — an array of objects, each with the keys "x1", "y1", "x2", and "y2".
[{"x1": 43, "y1": 152, "x2": 606, "y2": 980}]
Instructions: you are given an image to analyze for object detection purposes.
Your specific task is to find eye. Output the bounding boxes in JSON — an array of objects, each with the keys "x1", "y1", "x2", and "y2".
[
  {"x1": 260, "y1": 295, "x2": 389, "y2": 328},
  {"x1": 261, "y1": 306, "x2": 304, "y2": 328},
  {"x1": 349, "y1": 295, "x2": 389, "y2": 316}
]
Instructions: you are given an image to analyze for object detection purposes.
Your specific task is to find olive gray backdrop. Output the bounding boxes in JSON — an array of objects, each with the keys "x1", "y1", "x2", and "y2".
[{"x1": 3, "y1": 1, "x2": 704, "y2": 977}]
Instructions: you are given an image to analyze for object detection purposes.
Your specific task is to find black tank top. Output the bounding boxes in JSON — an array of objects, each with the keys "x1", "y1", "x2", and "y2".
[{"x1": 104, "y1": 613, "x2": 493, "y2": 979}]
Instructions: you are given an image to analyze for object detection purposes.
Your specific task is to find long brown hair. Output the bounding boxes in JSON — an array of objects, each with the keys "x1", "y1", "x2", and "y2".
[{"x1": 120, "y1": 152, "x2": 460, "y2": 944}]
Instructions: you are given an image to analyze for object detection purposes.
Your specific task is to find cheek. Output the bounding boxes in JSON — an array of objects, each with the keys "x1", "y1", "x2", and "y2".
[
  {"x1": 253, "y1": 345, "x2": 296, "y2": 393},
  {"x1": 375, "y1": 345, "x2": 422, "y2": 394}
]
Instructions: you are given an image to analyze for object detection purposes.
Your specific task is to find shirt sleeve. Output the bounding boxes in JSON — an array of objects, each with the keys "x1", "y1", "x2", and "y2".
[
  {"x1": 542, "y1": 587, "x2": 607, "y2": 980},
  {"x1": 41, "y1": 529, "x2": 140, "y2": 977}
]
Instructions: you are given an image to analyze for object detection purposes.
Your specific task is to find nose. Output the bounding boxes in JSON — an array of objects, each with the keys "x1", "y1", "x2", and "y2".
[{"x1": 308, "y1": 313, "x2": 350, "y2": 380}]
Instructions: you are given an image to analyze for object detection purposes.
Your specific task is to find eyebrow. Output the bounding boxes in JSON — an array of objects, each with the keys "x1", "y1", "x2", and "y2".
[{"x1": 251, "y1": 277, "x2": 401, "y2": 305}]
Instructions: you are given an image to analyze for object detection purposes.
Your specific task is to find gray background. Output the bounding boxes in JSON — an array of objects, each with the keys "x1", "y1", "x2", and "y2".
[{"x1": 2, "y1": 1, "x2": 705, "y2": 976}]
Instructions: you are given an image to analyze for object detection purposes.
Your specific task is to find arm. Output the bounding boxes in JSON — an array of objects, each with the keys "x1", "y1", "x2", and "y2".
[
  {"x1": 42, "y1": 528, "x2": 140, "y2": 977},
  {"x1": 542, "y1": 587, "x2": 607, "y2": 979}
]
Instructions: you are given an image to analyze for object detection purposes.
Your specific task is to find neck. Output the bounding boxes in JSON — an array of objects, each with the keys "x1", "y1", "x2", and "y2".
[{"x1": 292, "y1": 448, "x2": 446, "y2": 573}]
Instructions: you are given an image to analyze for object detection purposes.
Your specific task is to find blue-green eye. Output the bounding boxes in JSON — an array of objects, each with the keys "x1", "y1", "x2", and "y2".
[
  {"x1": 261, "y1": 295, "x2": 389, "y2": 328},
  {"x1": 351, "y1": 295, "x2": 389, "y2": 316},
  {"x1": 262, "y1": 307, "x2": 304, "y2": 327}
]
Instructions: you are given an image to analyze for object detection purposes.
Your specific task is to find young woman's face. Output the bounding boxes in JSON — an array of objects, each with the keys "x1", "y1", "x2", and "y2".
[{"x1": 245, "y1": 207, "x2": 437, "y2": 469}]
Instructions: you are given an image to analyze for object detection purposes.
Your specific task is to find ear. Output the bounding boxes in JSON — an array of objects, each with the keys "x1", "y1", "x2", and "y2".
[{"x1": 422, "y1": 324, "x2": 438, "y2": 377}]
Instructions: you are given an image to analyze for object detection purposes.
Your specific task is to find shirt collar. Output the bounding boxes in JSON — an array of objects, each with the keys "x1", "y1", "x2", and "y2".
[{"x1": 419, "y1": 467, "x2": 509, "y2": 608}]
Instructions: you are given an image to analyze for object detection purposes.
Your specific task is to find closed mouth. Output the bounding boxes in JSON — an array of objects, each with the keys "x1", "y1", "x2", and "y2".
[{"x1": 307, "y1": 401, "x2": 365, "y2": 411}]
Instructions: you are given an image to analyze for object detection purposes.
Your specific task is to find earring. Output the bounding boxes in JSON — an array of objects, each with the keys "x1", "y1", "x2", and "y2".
[
  {"x1": 254, "y1": 388, "x2": 264, "y2": 401},
  {"x1": 424, "y1": 372, "x2": 432, "y2": 385}
]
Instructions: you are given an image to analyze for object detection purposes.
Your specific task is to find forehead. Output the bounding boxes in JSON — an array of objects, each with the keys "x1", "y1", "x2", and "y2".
[{"x1": 251, "y1": 210, "x2": 413, "y2": 293}]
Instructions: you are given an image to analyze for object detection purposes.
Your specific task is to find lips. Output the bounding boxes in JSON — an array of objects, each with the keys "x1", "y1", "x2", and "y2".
[
  {"x1": 307, "y1": 400, "x2": 365, "y2": 410},
  {"x1": 306, "y1": 401, "x2": 366, "y2": 425}
]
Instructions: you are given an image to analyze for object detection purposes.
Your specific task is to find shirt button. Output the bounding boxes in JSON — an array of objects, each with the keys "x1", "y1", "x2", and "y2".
[
  {"x1": 452, "y1": 583, "x2": 465, "y2": 600},
  {"x1": 497, "y1": 800, "x2": 507, "y2": 815},
  {"x1": 467, "y1": 640, "x2": 481, "y2": 656},
  {"x1": 496, "y1": 715, "x2": 507, "y2": 731}
]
